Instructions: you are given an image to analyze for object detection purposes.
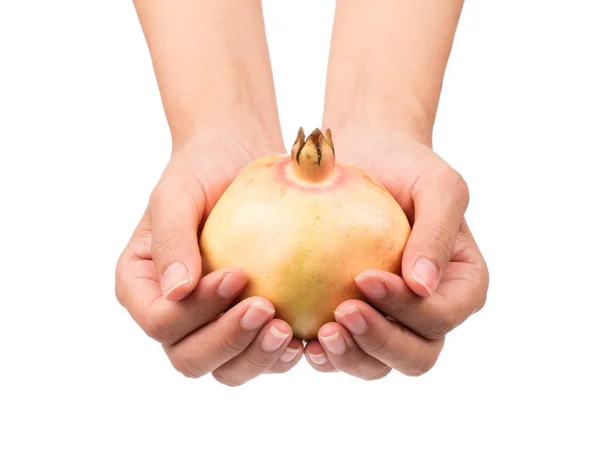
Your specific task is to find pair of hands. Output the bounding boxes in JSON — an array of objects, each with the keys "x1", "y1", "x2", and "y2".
[{"x1": 115, "y1": 127, "x2": 489, "y2": 385}]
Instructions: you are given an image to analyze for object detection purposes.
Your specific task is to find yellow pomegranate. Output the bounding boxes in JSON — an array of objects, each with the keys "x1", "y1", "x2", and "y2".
[{"x1": 200, "y1": 128, "x2": 411, "y2": 339}]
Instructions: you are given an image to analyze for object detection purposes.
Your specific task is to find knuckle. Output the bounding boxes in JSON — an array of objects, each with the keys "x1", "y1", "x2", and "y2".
[
  {"x1": 168, "y1": 351, "x2": 203, "y2": 379},
  {"x1": 189, "y1": 300, "x2": 216, "y2": 324},
  {"x1": 386, "y1": 301, "x2": 415, "y2": 321},
  {"x1": 421, "y1": 315, "x2": 456, "y2": 340},
  {"x1": 405, "y1": 357, "x2": 437, "y2": 377},
  {"x1": 142, "y1": 313, "x2": 179, "y2": 345},
  {"x1": 480, "y1": 264, "x2": 490, "y2": 300},
  {"x1": 364, "y1": 367, "x2": 391, "y2": 381},
  {"x1": 152, "y1": 227, "x2": 186, "y2": 258},
  {"x1": 244, "y1": 355, "x2": 273, "y2": 371},
  {"x1": 364, "y1": 331, "x2": 393, "y2": 357},
  {"x1": 467, "y1": 263, "x2": 490, "y2": 316},
  {"x1": 114, "y1": 275, "x2": 127, "y2": 308},
  {"x1": 149, "y1": 179, "x2": 170, "y2": 204},
  {"x1": 216, "y1": 333, "x2": 249, "y2": 357},
  {"x1": 212, "y1": 370, "x2": 245, "y2": 387},
  {"x1": 427, "y1": 227, "x2": 455, "y2": 261},
  {"x1": 474, "y1": 284, "x2": 489, "y2": 314},
  {"x1": 340, "y1": 360, "x2": 366, "y2": 377},
  {"x1": 271, "y1": 362, "x2": 295, "y2": 374},
  {"x1": 482, "y1": 264, "x2": 490, "y2": 290},
  {"x1": 473, "y1": 293, "x2": 488, "y2": 315},
  {"x1": 114, "y1": 253, "x2": 130, "y2": 307},
  {"x1": 443, "y1": 168, "x2": 470, "y2": 206},
  {"x1": 470, "y1": 254, "x2": 490, "y2": 316},
  {"x1": 179, "y1": 168, "x2": 207, "y2": 213},
  {"x1": 151, "y1": 169, "x2": 205, "y2": 214}
]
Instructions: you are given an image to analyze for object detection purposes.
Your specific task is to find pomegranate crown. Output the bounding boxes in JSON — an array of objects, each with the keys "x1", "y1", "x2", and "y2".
[{"x1": 290, "y1": 127, "x2": 335, "y2": 183}]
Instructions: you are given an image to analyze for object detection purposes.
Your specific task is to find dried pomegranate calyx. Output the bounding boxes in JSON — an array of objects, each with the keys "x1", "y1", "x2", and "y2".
[{"x1": 291, "y1": 127, "x2": 335, "y2": 183}]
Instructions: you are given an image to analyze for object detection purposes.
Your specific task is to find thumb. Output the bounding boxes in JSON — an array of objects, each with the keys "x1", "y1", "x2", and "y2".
[
  {"x1": 150, "y1": 176, "x2": 205, "y2": 301},
  {"x1": 401, "y1": 170, "x2": 469, "y2": 297}
]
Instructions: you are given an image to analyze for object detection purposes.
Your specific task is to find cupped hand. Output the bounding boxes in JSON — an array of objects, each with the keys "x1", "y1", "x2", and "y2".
[
  {"x1": 115, "y1": 128, "x2": 304, "y2": 386},
  {"x1": 305, "y1": 130, "x2": 489, "y2": 379}
]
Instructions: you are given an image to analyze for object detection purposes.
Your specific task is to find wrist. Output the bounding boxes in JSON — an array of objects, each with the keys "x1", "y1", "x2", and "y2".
[
  {"x1": 135, "y1": 0, "x2": 283, "y2": 154},
  {"x1": 172, "y1": 122, "x2": 283, "y2": 162},
  {"x1": 323, "y1": 91, "x2": 434, "y2": 148},
  {"x1": 170, "y1": 103, "x2": 284, "y2": 155},
  {"x1": 323, "y1": 0, "x2": 462, "y2": 149}
]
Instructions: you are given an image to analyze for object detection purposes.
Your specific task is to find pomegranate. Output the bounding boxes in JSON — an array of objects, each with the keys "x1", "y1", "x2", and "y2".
[{"x1": 200, "y1": 128, "x2": 411, "y2": 339}]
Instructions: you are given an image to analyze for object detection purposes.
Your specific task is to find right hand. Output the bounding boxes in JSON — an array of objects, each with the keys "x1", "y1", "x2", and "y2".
[{"x1": 115, "y1": 128, "x2": 304, "y2": 386}]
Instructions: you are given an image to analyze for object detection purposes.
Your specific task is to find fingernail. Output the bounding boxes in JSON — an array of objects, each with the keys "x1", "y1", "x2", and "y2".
[
  {"x1": 354, "y1": 272, "x2": 388, "y2": 300},
  {"x1": 412, "y1": 257, "x2": 439, "y2": 296},
  {"x1": 309, "y1": 352, "x2": 328, "y2": 365},
  {"x1": 320, "y1": 332, "x2": 347, "y2": 356},
  {"x1": 279, "y1": 347, "x2": 299, "y2": 363},
  {"x1": 240, "y1": 300, "x2": 275, "y2": 331},
  {"x1": 334, "y1": 304, "x2": 368, "y2": 335},
  {"x1": 217, "y1": 272, "x2": 247, "y2": 299},
  {"x1": 162, "y1": 261, "x2": 190, "y2": 299},
  {"x1": 261, "y1": 326, "x2": 290, "y2": 353}
]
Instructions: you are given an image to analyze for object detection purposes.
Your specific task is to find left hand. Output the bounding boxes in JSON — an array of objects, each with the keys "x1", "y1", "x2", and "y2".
[
  {"x1": 115, "y1": 130, "x2": 304, "y2": 386},
  {"x1": 304, "y1": 130, "x2": 489, "y2": 379}
]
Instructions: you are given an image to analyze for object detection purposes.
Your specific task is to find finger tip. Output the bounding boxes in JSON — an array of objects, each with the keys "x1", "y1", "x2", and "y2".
[
  {"x1": 318, "y1": 322, "x2": 344, "y2": 339},
  {"x1": 220, "y1": 266, "x2": 247, "y2": 278},
  {"x1": 405, "y1": 278, "x2": 433, "y2": 297},
  {"x1": 334, "y1": 299, "x2": 365, "y2": 319},
  {"x1": 268, "y1": 318, "x2": 293, "y2": 336},
  {"x1": 286, "y1": 338, "x2": 305, "y2": 351},
  {"x1": 354, "y1": 269, "x2": 381, "y2": 282},
  {"x1": 408, "y1": 256, "x2": 441, "y2": 295},
  {"x1": 278, "y1": 346, "x2": 301, "y2": 364},
  {"x1": 306, "y1": 350, "x2": 328, "y2": 366},
  {"x1": 245, "y1": 296, "x2": 274, "y2": 310},
  {"x1": 163, "y1": 279, "x2": 192, "y2": 301},
  {"x1": 304, "y1": 339, "x2": 324, "y2": 354},
  {"x1": 251, "y1": 300, "x2": 276, "y2": 320}
]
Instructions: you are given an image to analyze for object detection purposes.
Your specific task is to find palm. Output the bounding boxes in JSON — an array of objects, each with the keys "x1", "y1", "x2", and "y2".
[
  {"x1": 117, "y1": 131, "x2": 304, "y2": 386},
  {"x1": 127, "y1": 133, "x2": 268, "y2": 298},
  {"x1": 170, "y1": 132, "x2": 274, "y2": 216},
  {"x1": 303, "y1": 130, "x2": 488, "y2": 379},
  {"x1": 336, "y1": 132, "x2": 447, "y2": 220},
  {"x1": 336, "y1": 131, "x2": 479, "y2": 294}
]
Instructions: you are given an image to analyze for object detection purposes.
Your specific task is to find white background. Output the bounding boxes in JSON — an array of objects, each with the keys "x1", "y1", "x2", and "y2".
[{"x1": 1, "y1": 1, "x2": 599, "y2": 455}]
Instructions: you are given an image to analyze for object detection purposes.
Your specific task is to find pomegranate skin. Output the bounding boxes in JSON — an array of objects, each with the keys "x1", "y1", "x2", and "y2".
[{"x1": 199, "y1": 129, "x2": 411, "y2": 339}]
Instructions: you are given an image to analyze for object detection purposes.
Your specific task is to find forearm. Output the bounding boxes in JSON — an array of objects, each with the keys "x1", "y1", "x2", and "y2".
[
  {"x1": 133, "y1": 0, "x2": 282, "y2": 150},
  {"x1": 323, "y1": 0, "x2": 463, "y2": 146}
]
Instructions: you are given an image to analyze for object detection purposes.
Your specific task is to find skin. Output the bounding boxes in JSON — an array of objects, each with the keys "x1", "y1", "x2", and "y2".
[
  {"x1": 116, "y1": 0, "x2": 490, "y2": 384},
  {"x1": 305, "y1": 0, "x2": 490, "y2": 378},
  {"x1": 115, "y1": 1, "x2": 304, "y2": 386}
]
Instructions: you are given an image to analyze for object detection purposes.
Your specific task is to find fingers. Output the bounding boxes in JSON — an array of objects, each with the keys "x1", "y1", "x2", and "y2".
[
  {"x1": 355, "y1": 223, "x2": 489, "y2": 340},
  {"x1": 150, "y1": 169, "x2": 206, "y2": 301},
  {"x1": 355, "y1": 268, "x2": 485, "y2": 340},
  {"x1": 212, "y1": 319, "x2": 295, "y2": 386},
  {"x1": 116, "y1": 212, "x2": 249, "y2": 345},
  {"x1": 117, "y1": 220, "x2": 301, "y2": 384},
  {"x1": 266, "y1": 339, "x2": 304, "y2": 374},
  {"x1": 333, "y1": 300, "x2": 444, "y2": 376},
  {"x1": 143, "y1": 268, "x2": 248, "y2": 345},
  {"x1": 317, "y1": 323, "x2": 391, "y2": 381},
  {"x1": 401, "y1": 168, "x2": 470, "y2": 297},
  {"x1": 163, "y1": 297, "x2": 275, "y2": 379},
  {"x1": 304, "y1": 340, "x2": 338, "y2": 373},
  {"x1": 115, "y1": 211, "x2": 155, "y2": 309}
]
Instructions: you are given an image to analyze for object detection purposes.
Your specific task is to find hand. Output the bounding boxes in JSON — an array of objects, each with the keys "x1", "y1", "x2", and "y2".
[
  {"x1": 305, "y1": 130, "x2": 489, "y2": 379},
  {"x1": 115, "y1": 128, "x2": 304, "y2": 386}
]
